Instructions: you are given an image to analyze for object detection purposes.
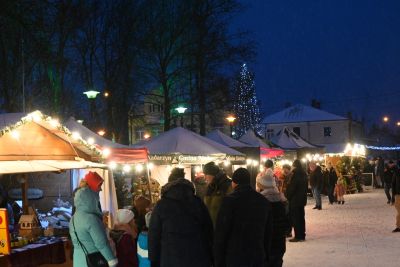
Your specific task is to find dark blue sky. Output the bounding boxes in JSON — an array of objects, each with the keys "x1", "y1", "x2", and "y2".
[{"x1": 234, "y1": 0, "x2": 400, "y2": 126}]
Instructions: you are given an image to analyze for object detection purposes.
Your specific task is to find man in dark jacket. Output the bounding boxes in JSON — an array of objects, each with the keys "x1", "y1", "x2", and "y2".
[
  {"x1": 383, "y1": 161, "x2": 396, "y2": 204},
  {"x1": 214, "y1": 168, "x2": 272, "y2": 267},
  {"x1": 309, "y1": 163, "x2": 323, "y2": 210},
  {"x1": 327, "y1": 162, "x2": 338, "y2": 204},
  {"x1": 148, "y1": 168, "x2": 213, "y2": 267},
  {"x1": 392, "y1": 167, "x2": 400, "y2": 233},
  {"x1": 203, "y1": 161, "x2": 233, "y2": 227},
  {"x1": 285, "y1": 159, "x2": 308, "y2": 242}
]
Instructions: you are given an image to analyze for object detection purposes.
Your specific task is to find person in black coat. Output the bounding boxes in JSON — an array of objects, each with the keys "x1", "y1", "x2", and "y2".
[
  {"x1": 148, "y1": 168, "x2": 213, "y2": 267},
  {"x1": 214, "y1": 168, "x2": 272, "y2": 267},
  {"x1": 285, "y1": 159, "x2": 308, "y2": 242},
  {"x1": 309, "y1": 163, "x2": 323, "y2": 210},
  {"x1": 327, "y1": 162, "x2": 338, "y2": 204},
  {"x1": 383, "y1": 161, "x2": 396, "y2": 204},
  {"x1": 256, "y1": 170, "x2": 290, "y2": 267},
  {"x1": 392, "y1": 166, "x2": 400, "y2": 233}
]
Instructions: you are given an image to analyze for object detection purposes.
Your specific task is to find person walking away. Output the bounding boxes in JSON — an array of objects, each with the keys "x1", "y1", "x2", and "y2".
[
  {"x1": 392, "y1": 167, "x2": 400, "y2": 232},
  {"x1": 334, "y1": 178, "x2": 346, "y2": 204},
  {"x1": 257, "y1": 170, "x2": 290, "y2": 267},
  {"x1": 309, "y1": 163, "x2": 323, "y2": 210},
  {"x1": 110, "y1": 209, "x2": 138, "y2": 267},
  {"x1": 203, "y1": 161, "x2": 233, "y2": 227},
  {"x1": 137, "y1": 212, "x2": 152, "y2": 267},
  {"x1": 383, "y1": 161, "x2": 396, "y2": 204},
  {"x1": 327, "y1": 162, "x2": 338, "y2": 204},
  {"x1": 214, "y1": 168, "x2": 272, "y2": 267},
  {"x1": 69, "y1": 186, "x2": 118, "y2": 267},
  {"x1": 149, "y1": 168, "x2": 213, "y2": 267},
  {"x1": 286, "y1": 159, "x2": 308, "y2": 242}
]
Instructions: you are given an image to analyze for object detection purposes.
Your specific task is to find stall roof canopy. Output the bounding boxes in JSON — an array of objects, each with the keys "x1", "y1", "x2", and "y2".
[
  {"x1": 133, "y1": 127, "x2": 244, "y2": 163},
  {"x1": 0, "y1": 160, "x2": 106, "y2": 174},
  {"x1": 0, "y1": 111, "x2": 105, "y2": 173},
  {"x1": 239, "y1": 130, "x2": 274, "y2": 148},
  {"x1": 206, "y1": 130, "x2": 250, "y2": 148},
  {"x1": 65, "y1": 117, "x2": 148, "y2": 163},
  {"x1": 271, "y1": 127, "x2": 319, "y2": 150},
  {"x1": 262, "y1": 104, "x2": 347, "y2": 124}
]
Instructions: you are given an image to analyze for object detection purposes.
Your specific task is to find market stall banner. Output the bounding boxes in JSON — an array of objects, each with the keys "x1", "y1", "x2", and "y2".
[{"x1": 149, "y1": 154, "x2": 226, "y2": 164}]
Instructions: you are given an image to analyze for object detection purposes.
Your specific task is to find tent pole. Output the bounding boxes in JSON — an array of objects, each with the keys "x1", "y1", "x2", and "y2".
[
  {"x1": 146, "y1": 163, "x2": 153, "y2": 204},
  {"x1": 21, "y1": 173, "x2": 29, "y2": 215}
]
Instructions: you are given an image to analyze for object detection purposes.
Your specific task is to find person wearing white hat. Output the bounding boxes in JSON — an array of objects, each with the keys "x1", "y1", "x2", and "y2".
[
  {"x1": 110, "y1": 209, "x2": 138, "y2": 267},
  {"x1": 257, "y1": 169, "x2": 290, "y2": 267}
]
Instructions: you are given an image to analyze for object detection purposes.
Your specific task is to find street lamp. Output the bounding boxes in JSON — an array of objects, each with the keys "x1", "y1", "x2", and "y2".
[
  {"x1": 83, "y1": 90, "x2": 100, "y2": 128},
  {"x1": 383, "y1": 116, "x2": 389, "y2": 123},
  {"x1": 226, "y1": 115, "x2": 236, "y2": 137},
  {"x1": 175, "y1": 106, "x2": 187, "y2": 127},
  {"x1": 397, "y1": 121, "x2": 400, "y2": 127}
]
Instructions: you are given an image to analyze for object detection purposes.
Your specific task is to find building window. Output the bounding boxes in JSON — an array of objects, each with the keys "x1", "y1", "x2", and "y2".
[
  {"x1": 324, "y1": 127, "x2": 332, "y2": 137},
  {"x1": 266, "y1": 129, "x2": 274, "y2": 139},
  {"x1": 135, "y1": 130, "x2": 145, "y2": 140},
  {"x1": 149, "y1": 104, "x2": 164, "y2": 113},
  {"x1": 293, "y1": 127, "x2": 301, "y2": 136}
]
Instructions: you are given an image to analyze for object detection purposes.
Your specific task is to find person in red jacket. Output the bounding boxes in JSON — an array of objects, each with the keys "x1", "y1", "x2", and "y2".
[{"x1": 111, "y1": 209, "x2": 139, "y2": 267}]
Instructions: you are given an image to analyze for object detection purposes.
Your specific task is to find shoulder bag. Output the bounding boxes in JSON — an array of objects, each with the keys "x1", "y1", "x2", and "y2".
[{"x1": 72, "y1": 217, "x2": 109, "y2": 267}]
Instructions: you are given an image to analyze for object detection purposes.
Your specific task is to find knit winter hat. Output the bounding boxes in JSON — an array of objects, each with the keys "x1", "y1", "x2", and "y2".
[
  {"x1": 232, "y1": 168, "x2": 250, "y2": 185},
  {"x1": 168, "y1": 168, "x2": 185, "y2": 182},
  {"x1": 84, "y1": 171, "x2": 104, "y2": 192},
  {"x1": 145, "y1": 211, "x2": 152, "y2": 228},
  {"x1": 203, "y1": 162, "x2": 220, "y2": 176},
  {"x1": 116, "y1": 209, "x2": 135, "y2": 224},
  {"x1": 256, "y1": 169, "x2": 276, "y2": 188}
]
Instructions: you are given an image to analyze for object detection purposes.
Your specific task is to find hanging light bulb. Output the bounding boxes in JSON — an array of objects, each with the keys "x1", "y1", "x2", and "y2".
[{"x1": 123, "y1": 165, "x2": 131, "y2": 172}]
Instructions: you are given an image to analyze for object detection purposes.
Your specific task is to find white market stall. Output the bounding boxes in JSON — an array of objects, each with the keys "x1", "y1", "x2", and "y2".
[{"x1": 133, "y1": 127, "x2": 246, "y2": 186}]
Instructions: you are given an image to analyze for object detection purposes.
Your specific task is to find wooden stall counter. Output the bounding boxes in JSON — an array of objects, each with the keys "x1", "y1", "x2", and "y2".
[{"x1": 0, "y1": 237, "x2": 71, "y2": 267}]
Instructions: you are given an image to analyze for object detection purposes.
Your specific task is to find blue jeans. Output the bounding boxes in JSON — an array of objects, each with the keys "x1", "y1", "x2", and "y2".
[{"x1": 312, "y1": 187, "x2": 322, "y2": 207}]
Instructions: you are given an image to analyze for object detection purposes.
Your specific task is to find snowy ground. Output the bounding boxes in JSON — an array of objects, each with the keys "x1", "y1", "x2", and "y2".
[{"x1": 284, "y1": 189, "x2": 400, "y2": 267}]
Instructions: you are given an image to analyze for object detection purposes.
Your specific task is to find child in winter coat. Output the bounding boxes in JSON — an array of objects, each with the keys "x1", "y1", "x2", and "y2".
[
  {"x1": 110, "y1": 209, "x2": 139, "y2": 267},
  {"x1": 334, "y1": 178, "x2": 346, "y2": 204},
  {"x1": 137, "y1": 211, "x2": 152, "y2": 267}
]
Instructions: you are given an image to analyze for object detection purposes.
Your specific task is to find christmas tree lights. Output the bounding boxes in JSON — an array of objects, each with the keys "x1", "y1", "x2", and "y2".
[{"x1": 232, "y1": 63, "x2": 262, "y2": 137}]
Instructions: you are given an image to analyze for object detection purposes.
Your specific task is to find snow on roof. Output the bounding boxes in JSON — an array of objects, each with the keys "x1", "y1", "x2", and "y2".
[
  {"x1": 65, "y1": 117, "x2": 128, "y2": 149},
  {"x1": 271, "y1": 127, "x2": 319, "y2": 149},
  {"x1": 134, "y1": 127, "x2": 244, "y2": 156},
  {"x1": 239, "y1": 130, "x2": 272, "y2": 148},
  {"x1": 206, "y1": 129, "x2": 251, "y2": 148},
  {"x1": 262, "y1": 104, "x2": 347, "y2": 124}
]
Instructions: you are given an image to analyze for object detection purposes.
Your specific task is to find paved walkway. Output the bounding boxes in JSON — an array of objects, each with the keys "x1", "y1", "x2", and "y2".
[{"x1": 284, "y1": 189, "x2": 400, "y2": 267}]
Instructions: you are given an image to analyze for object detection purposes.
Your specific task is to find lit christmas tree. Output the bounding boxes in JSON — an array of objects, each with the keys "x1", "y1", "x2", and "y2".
[{"x1": 233, "y1": 63, "x2": 262, "y2": 138}]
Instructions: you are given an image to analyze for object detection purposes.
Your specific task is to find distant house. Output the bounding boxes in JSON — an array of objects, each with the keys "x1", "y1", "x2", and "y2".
[{"x1": 262, "y1": 104, "x2": 365, "y2": 153}]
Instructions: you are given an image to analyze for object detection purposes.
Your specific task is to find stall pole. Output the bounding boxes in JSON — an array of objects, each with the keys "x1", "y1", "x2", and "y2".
[
  {"x1": 146, "y1": 163, "x2": 153, "y2": 204},
  {"x1": 21, "y1": 174, "x2": 29, "y2": 214}
]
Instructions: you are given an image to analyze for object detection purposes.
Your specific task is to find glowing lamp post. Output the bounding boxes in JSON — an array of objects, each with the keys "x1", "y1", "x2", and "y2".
[
  {"x1": 226, "y1": 115, "x2": 236, "y2": 137},
  {"x1": 83, "y1": 90, "x2": 100, "y2": 129},
  {"x1": 175, "y1": 106, "x2": 187, "y2": 127},
  {"x1": 383, "y1": 116, "x2": 389, "y2": 123}
]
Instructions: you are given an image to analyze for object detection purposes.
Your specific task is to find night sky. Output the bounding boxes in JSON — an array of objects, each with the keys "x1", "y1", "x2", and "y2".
[{"x1": 234, "y1": 0, "x2": 400, "y2": 126}]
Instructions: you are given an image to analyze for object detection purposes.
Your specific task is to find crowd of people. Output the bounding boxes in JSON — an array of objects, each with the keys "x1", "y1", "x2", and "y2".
[{"x1": 68, "y1": 156, "x2": 400, "y2": 267}]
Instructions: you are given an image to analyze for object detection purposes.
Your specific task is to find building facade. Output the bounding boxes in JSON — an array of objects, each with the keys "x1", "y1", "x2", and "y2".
[
  {"x1": 262, "y1": 104, "x2": 364, "y2": 151},
  {"x1": 128, "y1": 88, "x2": 231, "y2": 144}
]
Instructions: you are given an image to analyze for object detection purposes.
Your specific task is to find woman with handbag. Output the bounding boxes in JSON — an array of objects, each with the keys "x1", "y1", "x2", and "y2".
[{"x1": 70, "y1": 183, "x2": 118, "y2": 267}]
